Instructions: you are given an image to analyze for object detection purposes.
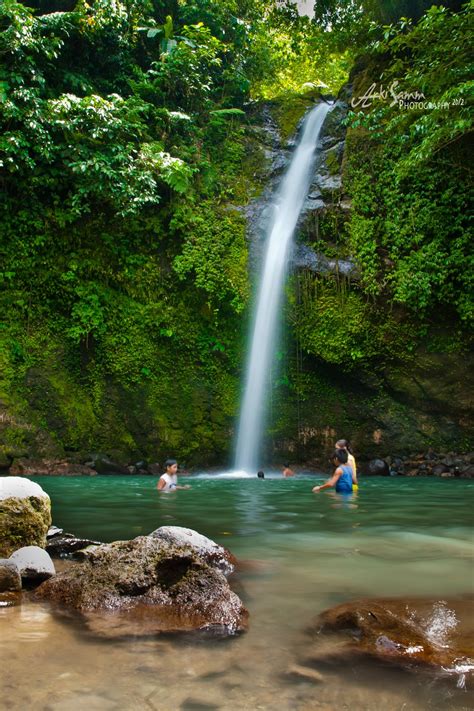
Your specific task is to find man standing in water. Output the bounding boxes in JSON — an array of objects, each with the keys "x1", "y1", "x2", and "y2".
[
  {"x1": 157, "y1": 459, "x2": 191, "y2": 491},
  {"x1": 282, "y1": 463, "x2": 295, "y2": 477}
]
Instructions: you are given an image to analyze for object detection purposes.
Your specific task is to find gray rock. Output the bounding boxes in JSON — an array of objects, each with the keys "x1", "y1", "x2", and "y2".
[
  {"x1": 432, "y1": 463, "x2": 451, "y2": 476},
  {"x1": 47, "y1": 526, "x2": 64, "y2": 538},
  {"x1": 316, "y1": 174, "x2": 342, "y2": 192},
  {"x1": 367, "y1": 459, "x2": 390, "y2": 476},
  {"x1": 149, "y1": 526, "x2": 236, "y2": 574},
  {"x1": 9, "y1": 545, "x2": 55, "y2": 586},
  {"x1": 90, "y1": 456, "x2": 129, "y2": 475},
  {"x1": 0, "y1": 559, "x2": 21, "y2": 592}
]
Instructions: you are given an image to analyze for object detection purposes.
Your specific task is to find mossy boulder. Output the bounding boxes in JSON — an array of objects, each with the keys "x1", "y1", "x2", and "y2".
[
  {"x1": 0, "y1": 477, "x2": 51, "y2": 557},
  {"x1": 35, "y1": 534, "x2": 248, "y2": 638}
]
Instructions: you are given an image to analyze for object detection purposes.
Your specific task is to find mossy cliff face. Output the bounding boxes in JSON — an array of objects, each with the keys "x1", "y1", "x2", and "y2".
[
  {"x1": 0, "y1": 478, "x2": 51, "y2": 557},
  {"x1": 246, "y1": 87, "x2": 473, "y2": 466},
  {"x1": 0, "y1": 85, "x2": 471, "y2": 467}
]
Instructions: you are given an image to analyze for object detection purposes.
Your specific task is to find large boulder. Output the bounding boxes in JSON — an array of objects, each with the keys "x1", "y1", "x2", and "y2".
[
  {"x1": 0, "y1": 477, "x2": 51, "y2": 557},
  {"x1": 150, "y1": 526, "x2": 236, "y2": 574},
  {"x1": 35, "y1": 535, "x2": 248, "y2": 638},
  {"x1": 306, "y1": 596, "x2": 474, "y2": 679},
  {"x1": 9, "y1": 545, "x2": 55, "y2": 586}
]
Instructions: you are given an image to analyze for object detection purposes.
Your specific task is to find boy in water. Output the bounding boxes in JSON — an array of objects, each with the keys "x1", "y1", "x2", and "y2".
[
  {"x1": 312, "y1": 449, "x2": 353, "y2": 494},
  {"x1": 157, "y1": 459, "x2": 191, "y2": 492},
  {"x1": 282, "y1": 463, "x2": 294, "y2": 477},
  {"x1": 336, "y1": 438, "x2": 358, "y2": 489}
]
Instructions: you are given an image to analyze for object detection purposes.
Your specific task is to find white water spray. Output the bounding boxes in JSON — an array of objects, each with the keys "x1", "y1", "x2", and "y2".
[{"x1": 235, "y1": 102, "x2": 332, "y2": 472}]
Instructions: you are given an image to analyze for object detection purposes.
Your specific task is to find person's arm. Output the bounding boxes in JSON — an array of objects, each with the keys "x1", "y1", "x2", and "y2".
[
  {"x1": 157, "y1": 477, "x2": 166, "y2": 491},
  {"x1": 175, "y1": 484, "x2": 191, "y2": 490},
  {"x1": 312, "y1": 468, "x2": 342, "y2": 493},
  {"x1": 349, "y1": 454, "x2": 358, "y2": 484}
]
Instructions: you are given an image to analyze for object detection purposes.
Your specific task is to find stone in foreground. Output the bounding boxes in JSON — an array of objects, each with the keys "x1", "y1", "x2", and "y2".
[
  {"x1": 150, "y1": 526, "x2": 236, "y2": 574},
  {"x1": 35, "y1": 535, "x2": 248, "y2": 638},
  {"x1": 307, "y1": 596, "x2": 474, "y2": 681},
  {"x1": 0, "y1": 477, "x2": 51, "y2": 557},
  {"x1": 9, "y1": 545, "x2": 55, "y2": 586}
]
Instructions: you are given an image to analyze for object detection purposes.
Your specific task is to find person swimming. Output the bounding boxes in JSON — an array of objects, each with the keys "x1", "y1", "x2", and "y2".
[
  {"x1": 257, "y1": 470, "x2": 265, "y2": 479},
  {"x1": 157, "y1": 459, "x2": 191, "y2": 492},
  {"x1": 312, "y1": 449, "x2": 353, "y2": 494},
  {"x1": 282, "y1": 463, "x2": 294, "y2": 477}
]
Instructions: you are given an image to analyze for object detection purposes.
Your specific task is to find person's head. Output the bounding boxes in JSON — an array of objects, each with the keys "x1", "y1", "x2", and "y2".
[
  {"x1": 336, "y1": 438, "x2": 353, "y2": 454},
  {"x1": 283, "y1": 463, "x2": 290, "y2": 469},
  {"x1": 257, "y1": 470, "x2": 265, "y2": 479},
  {"x1": 333, "y1": 449, "x2": 348, "y2": 465},
  {"x1": 164, "y1": 458, "x2": 178, "y2": 475}
]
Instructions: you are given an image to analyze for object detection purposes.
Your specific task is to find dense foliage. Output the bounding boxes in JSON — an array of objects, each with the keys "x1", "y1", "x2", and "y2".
[
  {"x1": 292, "y1": 2, "x2": 472, "y2": 373},
  {"x1": 0, "y1": 0, "x2": 471, "y2": 462}
]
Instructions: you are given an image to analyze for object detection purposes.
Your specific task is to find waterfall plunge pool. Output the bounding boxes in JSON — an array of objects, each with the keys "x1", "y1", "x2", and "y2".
[{"x1": 1, "y1": 475, "x2": 473, "y2": 710}]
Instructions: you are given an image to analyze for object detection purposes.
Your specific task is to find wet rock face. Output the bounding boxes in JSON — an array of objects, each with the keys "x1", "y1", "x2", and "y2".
[
  {"x1": 0, "y1": 477, "x2": 51, "y2": 557},
  {"x1": 35, "y1": 535, "x2": 248, "y2": 638},
  {"x1": 307, "y1": 597, "x2": 474, "y2": 678},
  {"x1": 9, "y1": 458, "x2": 96, "y2": 476}
]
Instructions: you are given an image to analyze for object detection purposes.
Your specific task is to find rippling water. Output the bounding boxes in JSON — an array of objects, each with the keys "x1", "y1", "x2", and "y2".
[{"x1": 1, "y1": 475, "x2": 473, "y2": 710}]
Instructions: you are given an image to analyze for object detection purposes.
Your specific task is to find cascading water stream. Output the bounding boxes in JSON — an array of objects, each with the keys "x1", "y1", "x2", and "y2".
[{"x1": 235, "y1": 102, "x2": 332, "y2": 472}]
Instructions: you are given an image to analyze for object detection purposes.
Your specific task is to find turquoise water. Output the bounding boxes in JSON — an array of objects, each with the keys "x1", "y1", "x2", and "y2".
[{"x1": 1, "y1": 474, "x2": 473, "y2": 710}]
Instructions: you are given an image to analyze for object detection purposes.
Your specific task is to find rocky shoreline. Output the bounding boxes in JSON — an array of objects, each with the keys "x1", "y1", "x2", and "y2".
[{"x1": 1, "y1": 450, "x2": 473, "y2": 478}]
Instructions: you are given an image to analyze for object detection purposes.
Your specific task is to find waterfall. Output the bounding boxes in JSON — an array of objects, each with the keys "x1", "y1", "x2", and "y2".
[{"x1": 235, "y1": 102, "x2": 332, "y2": 472}]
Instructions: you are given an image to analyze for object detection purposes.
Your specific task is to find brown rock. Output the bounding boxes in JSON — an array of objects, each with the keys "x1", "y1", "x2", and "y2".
[
  {"x1": 9, "y1": 459, "x2": 95, "y2": 476},
  {"x1": 308, "y1": 596, "x2": 474, "y2": 675},
  {"x1": 35, "y1": 535, "x2": 248, "y2": 638}
]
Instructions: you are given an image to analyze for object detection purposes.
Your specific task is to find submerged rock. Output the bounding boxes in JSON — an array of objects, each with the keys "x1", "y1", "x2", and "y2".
[
  {"x1": 0, "y1": 477, "x2": 51, "y2": 557},
  {"x1": 35, "y1": 535, "x2": 248, "y2": 638},
  {"x1": 10, "y1": 545, "x2": 55, "y2": 586},
  {"x1": 307, "y1": 596, "x2": 474, "y2": 681}
]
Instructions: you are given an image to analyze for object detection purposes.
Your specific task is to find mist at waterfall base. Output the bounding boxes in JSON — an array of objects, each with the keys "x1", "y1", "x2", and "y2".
[{"x1": 235, "y1": 102, "x2": 332, "y2": 474}]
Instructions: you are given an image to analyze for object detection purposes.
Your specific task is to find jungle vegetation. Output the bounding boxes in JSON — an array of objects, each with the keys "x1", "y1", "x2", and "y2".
[{"x1": 0, "y1": 0, "x2": 472, "y2": 463}]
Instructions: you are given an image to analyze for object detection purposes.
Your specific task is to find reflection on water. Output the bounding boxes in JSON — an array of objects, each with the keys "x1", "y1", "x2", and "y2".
[{"x1": 1, "y1": 476, "x2": 473, "y2": 709}]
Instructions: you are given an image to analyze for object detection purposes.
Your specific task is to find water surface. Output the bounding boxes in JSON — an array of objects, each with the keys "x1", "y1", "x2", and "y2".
[{"x1": 1, "y1": 475, "x2": 473, "y2": 710}]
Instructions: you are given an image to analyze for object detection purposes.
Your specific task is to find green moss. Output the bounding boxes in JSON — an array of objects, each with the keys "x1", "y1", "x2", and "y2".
[
  {"x1": 269, "y1": 91, "x2": 315, "y2": 143},
  {"x1": 0, "y1": 496, "x2": 51, "y2": 557}
]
